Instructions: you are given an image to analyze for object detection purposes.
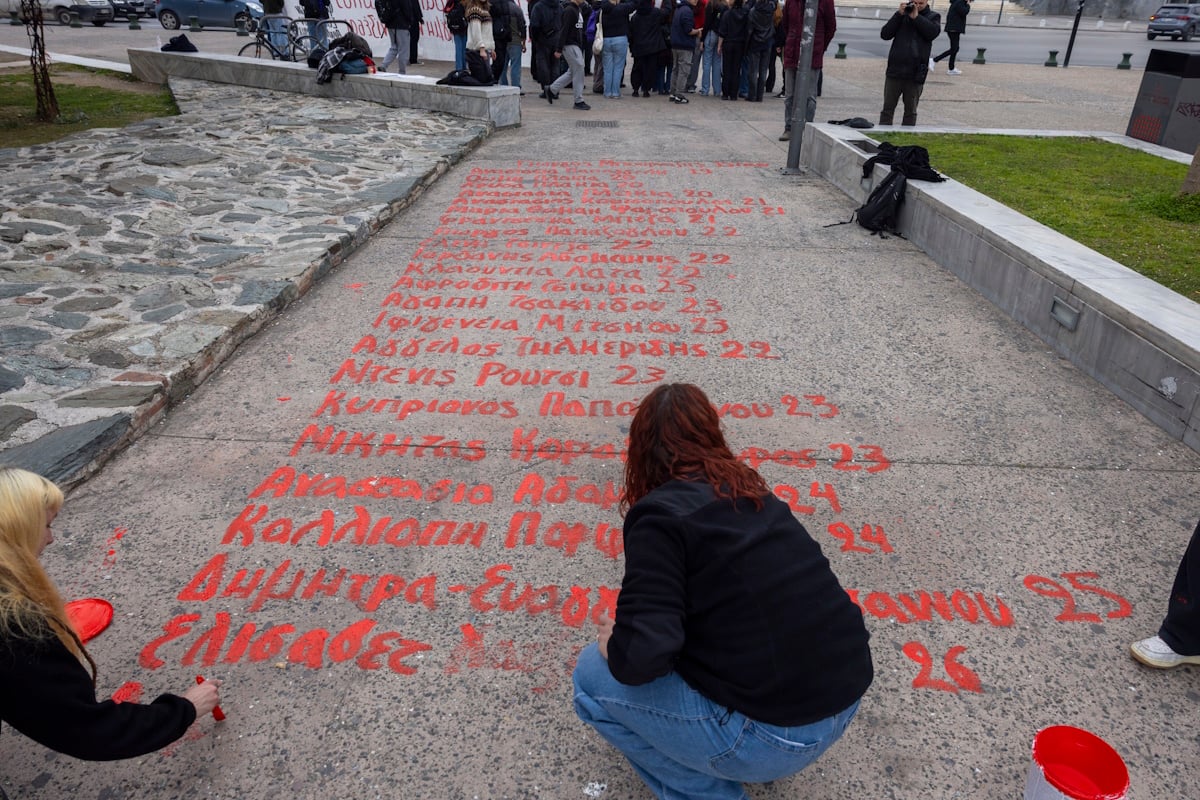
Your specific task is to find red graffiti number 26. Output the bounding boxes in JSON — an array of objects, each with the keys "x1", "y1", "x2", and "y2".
[{"x1": 902, "y1": 642, "x2": 983, "y2": 694}]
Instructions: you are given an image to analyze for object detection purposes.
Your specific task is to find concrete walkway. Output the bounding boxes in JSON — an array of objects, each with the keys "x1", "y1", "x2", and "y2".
[{"x1": 1, "y1": 39, "x2": 1198, "y2": 800}]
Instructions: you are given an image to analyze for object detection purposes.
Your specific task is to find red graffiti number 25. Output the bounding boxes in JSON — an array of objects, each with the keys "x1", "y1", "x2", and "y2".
[{"x1": 1022, "y1": 572, "x2": 1133, "y2": 623}]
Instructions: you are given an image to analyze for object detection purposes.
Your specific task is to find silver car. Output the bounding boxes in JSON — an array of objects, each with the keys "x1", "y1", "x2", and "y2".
[{"x1": 1148, "y1": 3, "x2": 1200, "y2": 41}]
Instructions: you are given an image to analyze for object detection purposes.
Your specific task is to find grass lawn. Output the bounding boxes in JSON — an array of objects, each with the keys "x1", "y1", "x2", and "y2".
[
  {"x1": 0, "y1": 64, "x2": 178, "y2": 149},
  {"x1": 879, "y1": 133, "x2": 1200, "y2": 304}
]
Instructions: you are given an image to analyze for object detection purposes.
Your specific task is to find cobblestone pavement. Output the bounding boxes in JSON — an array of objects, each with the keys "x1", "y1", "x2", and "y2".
[{"x1": 1, "y1": 78, "x2": 488, "y2": 485}]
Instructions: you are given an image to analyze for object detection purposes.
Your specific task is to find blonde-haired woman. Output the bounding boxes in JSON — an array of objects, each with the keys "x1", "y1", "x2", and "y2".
[{"x1": 0, "y1": 467, "x2": 221, "y2": 764}]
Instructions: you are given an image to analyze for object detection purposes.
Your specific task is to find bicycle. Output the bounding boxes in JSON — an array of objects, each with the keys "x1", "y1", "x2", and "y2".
[{"x1": 237, "y1": 14, "x2": 314, "y2": 61}]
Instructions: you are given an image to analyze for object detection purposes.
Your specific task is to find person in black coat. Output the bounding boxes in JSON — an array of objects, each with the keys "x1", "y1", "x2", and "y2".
[
  {"x1": 572, "y1": 384, "x2": 872, "y2": 799},
  {"x1": 878, "y1": 0, "x2": 941, "y2": 125},
  {"x1": 628, "y1": 0, "x2": 668, "y2": 96},
  {"x1": 0, "y1": 468, "x2": 223, "y2": 767},
  {"x1": 716, "y1": 0, "x2": 747, "y2": 101},
  {"x1": 931, "y1": 0, "x2": 970, "y2": 73},
  {"x1": 1131, "y1": 518, "x2": 1200, "y2": 669}
]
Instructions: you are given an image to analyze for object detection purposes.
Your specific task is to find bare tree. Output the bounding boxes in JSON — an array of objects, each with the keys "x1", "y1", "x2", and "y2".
[{"x1": 21, "y1": 0, "x2": 59, "y2": 122}]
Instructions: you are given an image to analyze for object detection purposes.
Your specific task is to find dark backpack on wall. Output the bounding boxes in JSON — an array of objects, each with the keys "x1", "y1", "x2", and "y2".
[{"x1": 853, "y1": 170, "x2": 907, "y2": 237}]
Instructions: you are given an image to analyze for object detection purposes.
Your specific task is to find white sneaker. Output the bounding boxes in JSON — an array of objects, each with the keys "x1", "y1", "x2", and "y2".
[
  {"x1": 947, "y1": 68, "x2": 962, "y2": 75},
  {"x1": 1130, "y1": 635, "x2": 1200, "y2": 669},
  {"x1": 928, "y1": 58, "x2": 936, "y2": 72}
]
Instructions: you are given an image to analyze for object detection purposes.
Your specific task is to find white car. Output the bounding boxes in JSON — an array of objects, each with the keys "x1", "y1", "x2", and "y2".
[{"x1": 0, "y1": 0, "x2": 116, "y2": 25}]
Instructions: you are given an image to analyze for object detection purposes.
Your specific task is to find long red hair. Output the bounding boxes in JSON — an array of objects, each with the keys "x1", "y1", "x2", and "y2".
[{"x1": 622, "y1": 383, "x2": 769, "y2": 513}]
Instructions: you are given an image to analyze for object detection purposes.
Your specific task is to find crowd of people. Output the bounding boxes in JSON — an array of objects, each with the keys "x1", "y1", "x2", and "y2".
[{"x1": 429, "y1": 0, "x2": 946, "y2": 134}]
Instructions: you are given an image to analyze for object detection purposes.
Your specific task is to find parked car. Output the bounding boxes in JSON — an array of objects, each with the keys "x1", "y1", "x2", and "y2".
[
  {"x1": 155, "y1": 0, "x2": 263, "y2": 30},
  {"x1": 1148, "y1": 3, "x2": 1200, "y2": 41},
  {"x1": 0, "y1": 0, "x2": 115, "y2": 25},
  {"x1": 110, "y1": 0, "x2": 151, "y2": 17}
]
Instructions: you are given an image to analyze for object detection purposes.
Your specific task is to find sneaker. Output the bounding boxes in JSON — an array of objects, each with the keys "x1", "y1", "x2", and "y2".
[
  {"x1": 574, "y1": 101, "x2": 591, "y2": 110},
  {"x1": 776, "y1": 90, "x2": 786, "y2": 98},
  {"x1": 1130, "y1": 635, "x2": 1200, "y2": 669},
  {"x1": 928, "y1": 57, "x2": 936, "y2": 72},
  {"x1": 947, "y1": 68, "x2": 962, "y2": 75},
  {"x1": 778, "y1": 129, "x2": 791, "y2": 141},
  {"x1": 669, "y1": 94, "x2": 689, "y2": 104}
]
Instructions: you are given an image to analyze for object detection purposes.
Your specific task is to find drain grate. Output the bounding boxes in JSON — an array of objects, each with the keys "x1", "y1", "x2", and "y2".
[{"x1": 577, "y1": 120, "x2": 620, "y2": 128}]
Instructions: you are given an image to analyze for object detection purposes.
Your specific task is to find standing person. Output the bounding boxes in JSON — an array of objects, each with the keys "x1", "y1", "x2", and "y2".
[
  {"x1": 878, "y1": 0, "x2": 941, "y2": 126},
  {"x1": 261, "y1": 0, "x2": 287, "y2": 54},
  {"x1": 628, "y1": 0, "x2": 667, "y2": 97},
  {"x1": 500, "y1": 0, "x2": 528, "y2": 89},
  {"x1": 300, "y1": 0, "x2": 330, "y2": 46},
  {"x1": 572, "y1": 384, "x2": 873, "y2": 800},
  {"x1": 1131, "y1": 518, "x2": 1200, "y2": 669},
  {"x1": 585, "y1": 0, "x2": 601, "y2": 77},
  {"x1": 445, "y1": 0, "x2": 470, "y2": 71},
  {"x1": 779, "y1": 0, "x2": 835, "y2": 141},
  {"x1": 489, "y1": 0, "x2": 516, "y2": 83},
  {"x1": 464, "y1": 0, "x2": 496, "y2": 83},
  {"x1": 931, "y1": 0, "x2": 970, "y2": 75},
  {"x1": 377, "y1": 0, "x2": 421, "y2": 73},
  {"x1": 601, "y1": 0, "x2": 638, "y2": 98},
  {"x1": 742, "y1": 0, "x2": 776, "y2": 102},
  {"x1": 530, "y1": 0, "x2": 562, "y2": 99},
  {"x1": 682, "y1": 0, "x2": 706, "y2": 92},
  {"x1": 716, "y1": 0, "x2": 747, "y2": 100},
  {"x1": 698, "y1": 0, "x2": 724, "y2": 96},
  {"x1": 0, "y1": 467, "x2": 225, "y2": 763},
  {"x1": 548, "y1": 0, "x2": 592, "y2": 109},
  {"x1": 667, "y1": 0, "x2": 699, "y2": 103},
  {"x1": 408, "y1": 5, "x2": 424, "y2": 64}
]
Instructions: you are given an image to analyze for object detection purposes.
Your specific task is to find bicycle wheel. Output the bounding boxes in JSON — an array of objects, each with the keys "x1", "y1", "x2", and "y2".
[
  {"x1": 237, "y1": 40, "x2": 277, "y2": 60},
  {"x1": 292, "y1": 36, "x2": 321, "y2": 62}
]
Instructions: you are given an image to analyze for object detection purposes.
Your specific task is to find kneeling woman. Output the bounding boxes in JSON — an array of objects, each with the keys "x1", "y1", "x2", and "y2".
[
  {"x1": 573, "y1": 384, "x2": 872, "y2": 800},
  {"x1": 0, "y1": 467, "x2": 222, "y2": 764}
]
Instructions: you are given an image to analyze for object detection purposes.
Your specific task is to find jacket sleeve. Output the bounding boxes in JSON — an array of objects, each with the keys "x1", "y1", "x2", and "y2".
[
  {"x1": 605, "y1": 507, "x2": 688, "y2": 685},
  {"x1": 880, "y1": 11, "x2": 902, "y2": 40},
  {"x1": 820, "y1": 0, "x2": 836, "y2": 49},
  {"x1": 915, "y1": 9, "x2": 940, "y2": 39},
  {"x1": 0, "y1": 634, "x2": 196, "y2": 761}
]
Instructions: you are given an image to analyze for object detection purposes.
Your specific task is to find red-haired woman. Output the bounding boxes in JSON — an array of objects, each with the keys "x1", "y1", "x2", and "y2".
[{"x1": 572, "y1": 384, "x2": 872, "y2": 799}]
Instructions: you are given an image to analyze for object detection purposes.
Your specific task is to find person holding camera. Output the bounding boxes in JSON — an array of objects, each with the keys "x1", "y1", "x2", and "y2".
[{"x1": 878, "y1": 0, "x2": 941, "y2": 126}]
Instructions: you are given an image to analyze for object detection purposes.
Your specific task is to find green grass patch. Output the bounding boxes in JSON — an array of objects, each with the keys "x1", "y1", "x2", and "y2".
[
  {"x1": 880, "y1": 134, "x2": 1200, "y2": 303},
  {"x1": 0, "y1": 65, "x2": 177, "y2": 148}
]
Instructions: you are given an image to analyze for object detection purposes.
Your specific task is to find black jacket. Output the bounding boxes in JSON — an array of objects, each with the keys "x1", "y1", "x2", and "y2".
[
  {"x1": 628, "y1": 0, "x2": 667, "y2": 56},
  {"x1": 600, "y1": 0, "x2": 638, "y2": 37},
  {"x1": 717, "y1": 2, "x2": 748, "y2": 46},
  {"x1": 376, "y1": 0, "x2": 420, "y2": 30},
  {"x1": 557, "y1": 0, "x2": 587, "y2": 51},
  {"x1": 606, "y1": 480, "x2": 874, "y2": 727},
  {"x1": 0, "y1": 632, "x2": 195, "y2": 760},
  {"x1": 881, "y1": 5, "x2": 941, "y2": 83},
  {"x1": 944, "y1": 0, "x2": 970, "y2": 33}
]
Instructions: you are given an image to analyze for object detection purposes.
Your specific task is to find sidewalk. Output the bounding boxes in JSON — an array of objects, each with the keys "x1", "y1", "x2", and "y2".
[{"x1": 2, "y1": 43, "x2": 1198, "y2": 800}]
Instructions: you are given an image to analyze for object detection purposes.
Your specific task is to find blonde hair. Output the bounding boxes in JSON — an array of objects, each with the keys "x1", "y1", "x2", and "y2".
[{"x1": 0, "y1": 467, "x2": 96, "y2": 682}]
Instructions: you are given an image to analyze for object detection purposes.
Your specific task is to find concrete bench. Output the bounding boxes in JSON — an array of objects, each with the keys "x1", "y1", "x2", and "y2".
[
  {"x1": 800, "y1": 122, "x2": 1200, "y2": 454},
  {"x1": 127, "y1": 48, "x2": 520, "y2": 129}
]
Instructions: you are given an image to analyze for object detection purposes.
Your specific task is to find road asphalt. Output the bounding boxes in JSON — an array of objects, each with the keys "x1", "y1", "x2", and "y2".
[{"x1": 1, "y1": 23, "x2": 1198, "y2": 800}]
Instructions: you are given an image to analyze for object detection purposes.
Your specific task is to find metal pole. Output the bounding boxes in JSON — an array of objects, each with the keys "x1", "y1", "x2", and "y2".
[
  {"x1": 785, "y1": 0, "x2": 818, "y2": 171},
  {"x1": 998, "y1": 0, "x2": 1005, "y2": 25},
  {"x1": 1063, "y1": 0, "x2": 1085, "y2": 67}
]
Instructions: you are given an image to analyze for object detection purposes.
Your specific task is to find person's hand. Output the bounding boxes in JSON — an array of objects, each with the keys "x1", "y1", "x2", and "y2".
[
  {"x1": 183, "y1": 678, "x2": 222, "y2": 718},
  {"x1": 595, "y1": 615, "x2": 615, "y2": 660},
  {"x1": 521, "y1": 42, "x2": 527, "y2": 52}
]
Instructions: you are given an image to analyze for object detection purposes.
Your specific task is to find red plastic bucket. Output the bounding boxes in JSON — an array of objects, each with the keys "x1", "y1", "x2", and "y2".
[{"x1": 1024, "y1": 726, "x2": 1130, "y2": 800}]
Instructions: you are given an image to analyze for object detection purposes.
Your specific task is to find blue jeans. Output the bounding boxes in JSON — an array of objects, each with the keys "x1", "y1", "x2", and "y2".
[
  {"x1": 602, "y1": 35, "x2": 628, "y2": 97},
  {"x1": 306, "y1": 20, "x2": 329, "y2": 48},
  {"x1": 573, "y1": 644, "x2": 862, "y2": 800},
  {"x1": 453, "y1": 32, "x2": 467, "y2": 71},
  {"x1": 700, "y1": 29, "x2": 721, "y2": 95},
  {"x1": 503, "y1": 42, "x2": 523, "y2": 87},
  {"x1": 263, "y1": 16, "x2": 287, "y2": 53}
]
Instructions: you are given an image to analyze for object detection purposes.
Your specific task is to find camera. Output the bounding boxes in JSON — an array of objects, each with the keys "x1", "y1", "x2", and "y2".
[{"x1": 904, "y1": 2, "x2": 915, "y2": 10}]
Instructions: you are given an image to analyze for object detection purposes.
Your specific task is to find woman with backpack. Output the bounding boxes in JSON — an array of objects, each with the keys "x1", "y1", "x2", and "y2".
[
  {"x1": 599, "y1": 0, "x2": 639, "y2": 98},
  {"x1": 444, "y1": 0, "x2": 469, "y2": 71}
]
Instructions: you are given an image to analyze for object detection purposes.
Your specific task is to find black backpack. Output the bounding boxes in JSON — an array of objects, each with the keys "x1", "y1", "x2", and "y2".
[
  {"x1": 853, "y1": 170, "x2": 907, "y2": 237},
  {"x1": 446, "y1": 0, "x2": 467, "y2": 33}
]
